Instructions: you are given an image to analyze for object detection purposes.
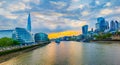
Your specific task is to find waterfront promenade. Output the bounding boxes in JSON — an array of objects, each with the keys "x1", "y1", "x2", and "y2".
[{"x1": 0, "y1": 41, "x2": 50, "y2": 56}]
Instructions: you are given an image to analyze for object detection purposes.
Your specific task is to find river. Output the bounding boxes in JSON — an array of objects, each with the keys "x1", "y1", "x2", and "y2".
[{"x1": 1, "y1": 41, "x2": 120, "y2": 65}]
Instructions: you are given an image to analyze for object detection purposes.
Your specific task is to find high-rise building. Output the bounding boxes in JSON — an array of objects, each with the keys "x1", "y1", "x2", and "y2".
[
  {"x1": 115, "y1": 20, "x2": 119, "y2": 31},
  {"x1": 27, "y1": 13, "x2": 31, "y2": 32},
  {"x1": 82, "y1": 25, "x2": 88, "y2": 35},
  {"x1": 91, "y1": 28, "x2": 93, "y2": 32},
  {"x1": 118, "y1": 22, "x2": 120, "y2": 30},
  {"x1": 110, "y1": 20, "x2": 116, "y2": 31},
  {"x1": 97, "y1": 17, "x2": 106, "y2": 32},
  {"x1": 95, "y1": 23, "x2": 99, "y2": 30},
  {"x1": 105, "y1": 21, "x2": 109, "y2": 29}
]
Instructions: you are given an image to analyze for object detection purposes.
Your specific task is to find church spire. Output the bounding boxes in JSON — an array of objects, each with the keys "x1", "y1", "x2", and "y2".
[{"x1": 27, "y1": 13, "x2": 31, "y2": 32}]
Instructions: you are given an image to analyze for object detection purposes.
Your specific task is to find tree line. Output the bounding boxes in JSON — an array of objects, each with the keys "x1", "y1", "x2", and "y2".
[{"x1": 0, "y1": 37, "x2": 20, "y2": 47}]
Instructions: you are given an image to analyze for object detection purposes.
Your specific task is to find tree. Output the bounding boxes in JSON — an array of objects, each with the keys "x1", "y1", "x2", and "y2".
[
  {"x1": 94, "y1": 33, "x2": 112, "y2": 40},
  {"x1": 0, "y1": 37, "x2": 20, "y2": 47}
]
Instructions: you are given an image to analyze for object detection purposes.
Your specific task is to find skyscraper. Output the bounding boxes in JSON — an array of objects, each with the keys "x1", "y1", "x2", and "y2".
[
  {"x1": 27, "y1": 13, "x2": 31, "y2": 32},
  {"x1": 97, "y1": 17, "x2": 106, "y2": 32},
  {"x1": 95, "y1": 23, "x2": 99, "y2": 30},
  {"x1": 115, "y1": 20, "x2": 119, "y2": 31},
  {"x1": 105, "y1": 21, "x2": 109, "y2": 29},
  {"x1": 110, "y1": 20, "x2": 116, "y2": 31},
  {"x1": 82, "y1": 25, "x2": 88, "y2": 35}
]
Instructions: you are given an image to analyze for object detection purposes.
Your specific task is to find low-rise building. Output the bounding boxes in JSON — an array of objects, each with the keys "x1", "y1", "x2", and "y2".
[
  {"x1": 34, "y1": 33, "x2": 49, "y2": 43},
  {"x1": 12, "y1": 27, "x2": 34, "y2": 44},
  {"x1": 111, "y1": 35, "x2": 120, "y2": 40},
  {"x1": 0, "y1": 30, "x2": 14, "y2": 38}
]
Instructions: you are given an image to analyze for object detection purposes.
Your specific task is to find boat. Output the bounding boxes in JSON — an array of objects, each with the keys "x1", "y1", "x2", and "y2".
[
  {"x1": 55, "y1": 39, "x2": 60, "y2": 43},
  {"x1": 82, "y1": 39, "x2": 90, "y2": 42}
]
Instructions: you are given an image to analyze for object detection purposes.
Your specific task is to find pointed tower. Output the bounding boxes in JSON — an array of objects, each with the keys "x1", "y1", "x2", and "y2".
[{"x1": 27, "y1": 13, "x2": 31, "y2": 32}]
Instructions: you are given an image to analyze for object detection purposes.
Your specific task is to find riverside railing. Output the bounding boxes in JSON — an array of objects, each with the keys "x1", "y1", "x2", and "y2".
[
  {"x1": 0, "y1": 41, "x2": 50, "y2": 52},
  {"x1": 0, "y1": 44, "x2": 37, "y2": 52}
]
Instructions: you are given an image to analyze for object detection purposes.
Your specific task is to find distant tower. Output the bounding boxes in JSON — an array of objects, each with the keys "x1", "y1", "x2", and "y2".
[
  {"x1": 115, "y1": 20, "x2": 119, "y2": 31},
  {"x1": 91, "y1": 28, "x2": 93, "y2": 32},
  {"x1": 97, "y1": 17, "x2": 106, "y2": 32},
  {"x1": 110, "y1": 20, "x2": 116, "y2": 31},
  {"x1": 105, "y1": 21, "x2": 109, "y2": 29},
  {"x1": 27, "y1": 13, "x2": 31, "y2": 32},
  {"x1": 82, "y1": 25, "x2": 88, "y2": 35}
]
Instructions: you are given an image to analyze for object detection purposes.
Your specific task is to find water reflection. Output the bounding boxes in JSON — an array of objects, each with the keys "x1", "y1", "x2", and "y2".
[
  {"x1": 1, "y1": 41, "x2": 120, "y2": 65},
  {"x1": 68, "y1": 42, "x2": 82, "y2": 65},
  {"x1": 56, "y1": 42, "x2": 60, "y2": 45}
]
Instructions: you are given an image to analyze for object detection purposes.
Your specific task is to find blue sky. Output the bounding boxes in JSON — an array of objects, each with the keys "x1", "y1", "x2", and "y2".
[{"x1": 0, "y1": 0, "x2": 120, "y2": 33}]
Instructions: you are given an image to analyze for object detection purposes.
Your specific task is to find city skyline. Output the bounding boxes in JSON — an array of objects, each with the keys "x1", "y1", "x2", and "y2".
[
  {"x1": 1, "y1": 1, "x2": 120, "y2": 65},
  {"x1": 0, "y1": 0, "x2": 120, "y2": 34}
]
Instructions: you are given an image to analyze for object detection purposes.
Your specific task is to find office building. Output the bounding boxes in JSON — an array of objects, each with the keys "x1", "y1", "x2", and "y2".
[
  {"x1": 97, "y1": 17, "x2": 106, "y2": 32},
  {"x1": 0, "y1": 30, "x2": 14, "y2": 38},
  {"x1": 13, "y1": 27, "x2": 34, "y2": 44},
  {"x1": 34, "y1": 33, "x2": 49, "y2": 43},
  {"x1": 82, "y1": 25, "x2": 88, "y2": 35},
  {"x1": 110, "y1": 20, "x2": 116, "y2": 31},
  {"x1": 115, "y1": 20, "x2": 119, "y2": 31}
]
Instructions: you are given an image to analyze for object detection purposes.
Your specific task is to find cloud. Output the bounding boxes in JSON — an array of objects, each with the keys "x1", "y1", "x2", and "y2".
[
  {"x1": 95, "y1": 0, "x2": 100, "y2": 5},
  {"x1": 0, "y1": 0, "x2": 120, "y2": 33},
  {"x1": 81, "y1": 11, "x2": 89, "y2": 16},
  {"x1": 50, "y1": 1, "x2": 67, "y2": 9},
  {"x1": 104, "y1": 2, "x2": 111, "y2": 7},
  {"x1": 72, "y1": 0, "x2": 79, "y2": 2},
  {"x1": 7, "y1": 2, "x2": 26, "y2": 11},
  {"x1": 99, "y1": 9, "x2": 113, "y2": 16}
]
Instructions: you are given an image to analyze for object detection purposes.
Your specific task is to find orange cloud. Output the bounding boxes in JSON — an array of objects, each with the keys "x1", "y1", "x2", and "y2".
[{"x1": 48, "y1": 30, "x2": 81, "y2": 39}]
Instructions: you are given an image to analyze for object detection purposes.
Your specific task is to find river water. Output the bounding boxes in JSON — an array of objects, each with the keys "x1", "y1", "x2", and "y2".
[{"x1": 1, "y1": 41, "x2": 120, "y2": 65}]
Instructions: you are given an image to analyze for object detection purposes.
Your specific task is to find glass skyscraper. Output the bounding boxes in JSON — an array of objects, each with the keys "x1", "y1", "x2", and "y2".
[
  {"x1": 115, "y1": 20, "x2": 119, "y2": 31},
  {"x1": 110, "y1": 20, "x2": 116, "y2": 31},
  {"x1": 82, "y1": 25, "x2": 88, "y2": 35},
  {"x1": 27, "y1": 13, "x2": 31, "y2": 32},
  {"x1": 97, "y1": 17, "x2": 107, "y2": 32}
]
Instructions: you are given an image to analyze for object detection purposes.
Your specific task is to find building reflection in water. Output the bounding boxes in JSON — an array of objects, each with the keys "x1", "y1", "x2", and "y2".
[{"x1": 68, "y1": 42, "x2": 83, "y2": 65}]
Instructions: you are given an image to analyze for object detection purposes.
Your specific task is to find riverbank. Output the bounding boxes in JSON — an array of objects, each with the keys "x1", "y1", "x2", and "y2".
[
  {"x1": 90, "y1": 40, "x2": 120, "y2": 44},
  {"x1": 91, "y1": 40, "x2": 120, "y2": 42},
  {"x1": 92, "y1": 39, "x2": 120, "y2": 41},
  {"x1": 0, "y1": 42, "x2": 50, "y2": 63}
]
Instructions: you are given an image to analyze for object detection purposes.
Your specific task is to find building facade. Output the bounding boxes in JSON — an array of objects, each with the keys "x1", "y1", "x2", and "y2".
[
  {"x1": 115, "y1": 20, "x2": 119, "y2": 31},
  {"x1": 82, "y1": 25, "x2": 88, "y2": 35},
  {"x1": 105, "y1": 21, "x2": 109, "y2": 29},
  {"x1": 27, "y1": 13, "x2": 31, "y2": 32},
  {"x1": 34, "y1": 33, "x2": 49, "y2": 43},
  {"x1": 0, "y1": 30, "x2": 14, "y2": 38},
  {"x1": 110, "y1": 20, "x2": 116, "y2": 32},
  {"x1": 13, "y1": 27, "x2": 34, "y2": 44},
  {"x1": 97, "y1": 17, "x2": 107, "y2": 32}
]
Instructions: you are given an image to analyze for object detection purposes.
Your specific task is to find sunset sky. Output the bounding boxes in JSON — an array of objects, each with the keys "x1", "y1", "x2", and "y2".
[
  {"x1": 0, "y1": 0, "x2": 120, "y2": 38},
  {"x1": 48, "y1": 30, "x2": 81, "y2": 39}
]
